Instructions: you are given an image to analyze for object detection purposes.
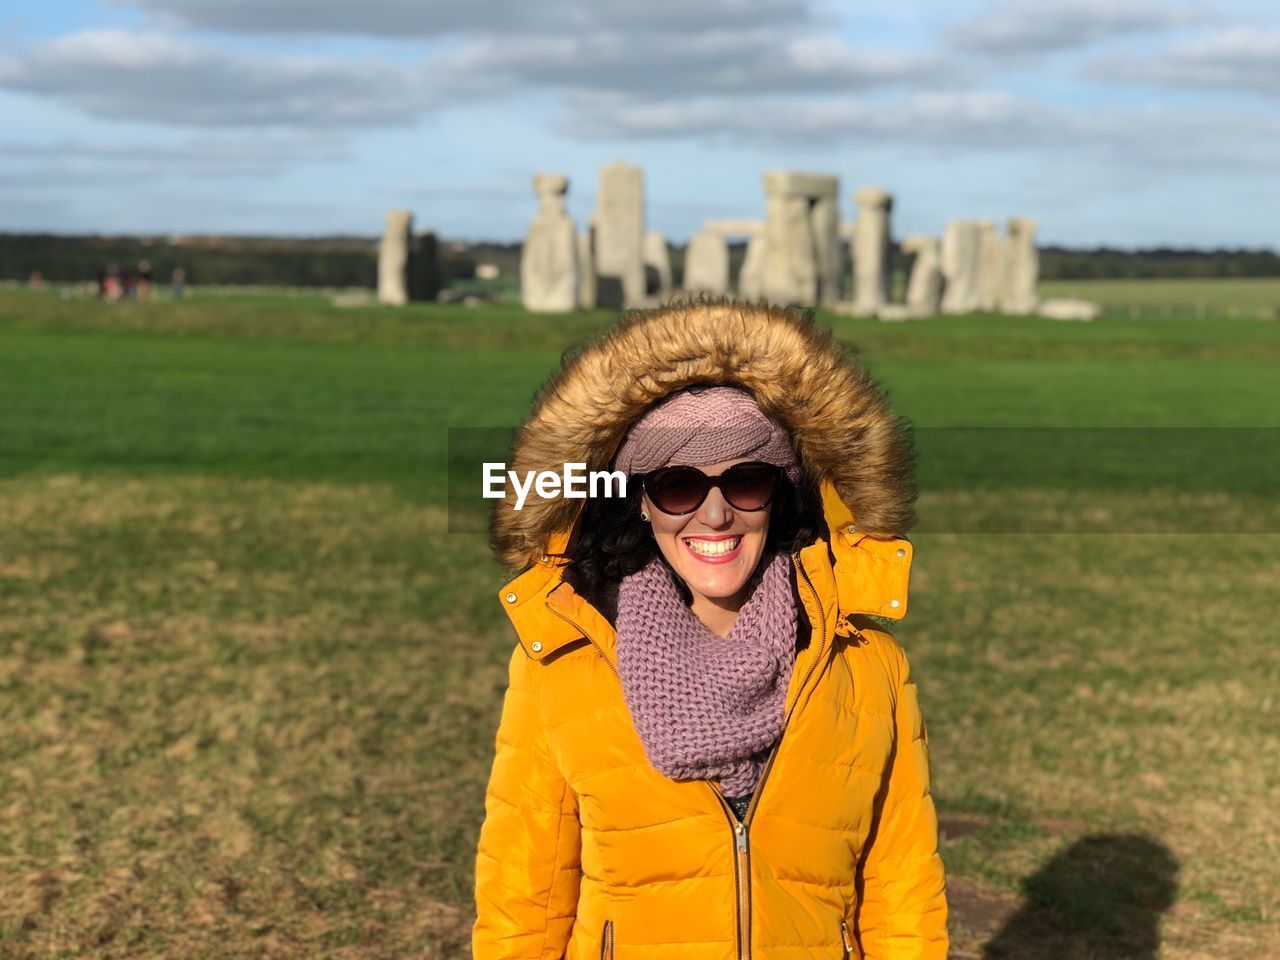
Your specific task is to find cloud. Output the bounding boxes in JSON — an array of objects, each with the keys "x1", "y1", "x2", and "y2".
[
  {"x1": 114, "y1": 0, "x2": 815, "y2": 37},
  {"x1": 0, "y1": 25, "x2": 967, "y2": 131},
  {"x1": 437, "y1": 29, "x2": 963, "y2": 99},
  {"x1": 560, "y1": 89, "x2": 1280, "y2": 171},
  {"x1": 1087, "y1": 28, "x2": 1280, "y2": 99},
  {"x1": 0, "y1": 133, "x2": 348, "y2": 184},
  {"x1": 0, "y1": 30, "x2": 439, "y2": 128},
  {"x1": 946, "y1": 0, "x2": 1207, "y2": 56}
]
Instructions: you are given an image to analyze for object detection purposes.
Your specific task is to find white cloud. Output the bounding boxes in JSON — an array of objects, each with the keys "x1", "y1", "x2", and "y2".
[
  {"x1": 113, "y1": 0, "x2": 814, "y2": 37},
  {"x1": 0, "y1": 133, "x2": 348, "y2": 183},
  {"x1": 946, "y1": 0, "x2": 1207, "y2": 56},
  {"x1": 0, "y1": 25, "x2": 969, "y2": 130},
  {"x1": 559, "y1": 89, "x2": 1280, "y2": 172},
  {"x1": 0, "y1": 30, "x2": 439, "y2": 128},
  {"x1": 1088, "y1": 28, "x2": 1280, "y2": 98}
]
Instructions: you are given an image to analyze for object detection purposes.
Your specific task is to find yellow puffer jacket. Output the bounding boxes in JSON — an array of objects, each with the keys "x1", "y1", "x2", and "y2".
[{"x1": 474, "y1": 301, "x2": 947, "y2": 960}]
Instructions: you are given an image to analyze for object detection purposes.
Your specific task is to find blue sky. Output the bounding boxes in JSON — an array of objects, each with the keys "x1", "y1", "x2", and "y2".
[{"x1": 2, "y1": 0, "x2": 1277, "y2": 246}]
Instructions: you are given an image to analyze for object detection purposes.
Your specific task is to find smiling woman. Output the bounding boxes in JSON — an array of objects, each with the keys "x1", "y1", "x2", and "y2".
[{"x1": 474, "y1": 298, "x2": 945, "y2": 960}]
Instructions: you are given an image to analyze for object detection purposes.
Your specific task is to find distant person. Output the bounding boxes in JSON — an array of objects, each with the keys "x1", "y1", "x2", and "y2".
[
  {"x1": 136, "y1": 260, "x2": 152, "y2": 301},
  {"x1": 103, "y1": 263, "x2": 123, "y2": 302},
  {"x1": 171, "y1": 266, "x2": 187, "y2": 300},
  {"x1": 28, "y1": 271, "x2": 44, "y2": 291}
]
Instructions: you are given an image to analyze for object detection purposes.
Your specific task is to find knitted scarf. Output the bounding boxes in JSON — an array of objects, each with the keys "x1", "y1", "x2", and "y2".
[{"x1": 615, "y1": 549, "x2": 798, "y2": 797}]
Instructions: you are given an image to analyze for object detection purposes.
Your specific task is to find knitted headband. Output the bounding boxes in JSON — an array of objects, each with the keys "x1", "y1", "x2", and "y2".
[{"x1": 612, "y1": 385, "x2": 801, "y2": 483}]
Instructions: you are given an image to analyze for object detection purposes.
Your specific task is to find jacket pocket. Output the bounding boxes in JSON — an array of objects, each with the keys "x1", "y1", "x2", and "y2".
[{"x1": 600, "y1": 918, "x2": 615, "y2": 960}]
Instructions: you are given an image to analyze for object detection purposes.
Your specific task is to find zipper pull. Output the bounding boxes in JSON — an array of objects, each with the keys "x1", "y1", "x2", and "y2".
[
  {"x1": 840, "y1": 917, "x2": 852, "y2": 957},
  {"x1": 734, "y1": 821, "x2": 747, "y2": 852}
]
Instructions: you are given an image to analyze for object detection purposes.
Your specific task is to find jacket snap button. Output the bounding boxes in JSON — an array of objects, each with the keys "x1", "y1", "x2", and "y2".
[
  {"x1": 505, "y1": 592, "x2": 517, "y2": 603},
  {"x1": 845, "y1": 524, "x2": 856, "y2": 534},
  {"x1": 896, "y1": 548, "x2": 906, "y2": 557},
  {"x1": 890, "y1": 599, "x2": 900, "y2": 608},
  {"x1": 531, "y1": 641, "x2": 543, "y2": 652},
  {"x1": 540, "y1": 554, "x2": 549, "y2": 562}
]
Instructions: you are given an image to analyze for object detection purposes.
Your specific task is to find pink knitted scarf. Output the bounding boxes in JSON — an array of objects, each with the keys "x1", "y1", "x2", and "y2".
[{"x1": 615, "y1": 548, "x2": 798, "y2": 797}]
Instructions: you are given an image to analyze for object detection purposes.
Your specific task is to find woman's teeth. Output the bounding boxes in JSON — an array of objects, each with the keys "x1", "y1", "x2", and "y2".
[{"x1": 685, "y1": 536, "x2": 742, "y2": 557}]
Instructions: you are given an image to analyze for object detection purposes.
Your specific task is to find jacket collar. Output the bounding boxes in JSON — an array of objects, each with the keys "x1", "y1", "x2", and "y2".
[{"x1": 497, "y1": 478, "x2": 912, "y2": 668}]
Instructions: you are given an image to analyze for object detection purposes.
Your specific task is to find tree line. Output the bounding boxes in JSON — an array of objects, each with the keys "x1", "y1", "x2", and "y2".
[{"x1": 2, "y1": 233, "x2": 1277, "y2": 289}]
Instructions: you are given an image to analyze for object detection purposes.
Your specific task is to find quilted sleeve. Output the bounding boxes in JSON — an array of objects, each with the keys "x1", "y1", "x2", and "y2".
[
  {"x1": 472, "y1": 644, "x2": 582, "y2": 960},
  {"x1": 852, "y1": 639, "x2": 948, "y2": 960}
]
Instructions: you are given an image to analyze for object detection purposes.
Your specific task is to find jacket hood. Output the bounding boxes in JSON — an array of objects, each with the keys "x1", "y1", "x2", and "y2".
[{"x1": 491, "y1": 298, "x2": 917, "y2": 574}]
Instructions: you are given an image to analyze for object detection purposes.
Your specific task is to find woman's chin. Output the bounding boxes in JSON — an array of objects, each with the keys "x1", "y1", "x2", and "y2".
[{"x1": 672, "y1": 549, "x2": 764, "y2": 601}]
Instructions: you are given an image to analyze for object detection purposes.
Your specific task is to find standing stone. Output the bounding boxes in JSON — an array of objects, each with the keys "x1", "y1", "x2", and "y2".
[
  {"x1": 738, "y1": 235, "x2": 766, "y2": 301},
  {"x1": 594, "y1": 161, "x2": 646, "y2": 309},
  {"x1": 852, "y1": 187, "x2": 893, "y2": 316},
  {"x1": 643, "y1": 231, "x2": 672, "y2": 299},
  {"x1": 809, "y1": 182, "x2": 842, "y2": 305},
  {"x1": 901, "y1": 235, "x2": 942, "y2": 316},
  {"x1": 377, "y1": 210, "x2": 413, "y2": 306},
  {"x1": 940, "y1": 220, "x2": 983, "y2": 314},
  {"x1": 409, "y1": 230, "x2": 441, "y2": 302},
  {"x1": 577, "y1": 230, "x2": 597, "y2": 309},
  {"x1": 520, "y1": 173, "x2": 578, "y2": 314},
  {"x1": 1002, "y1": 217, "x2": 1040, "y2": 314},
  {"x1": 976, "y1": 220, "x2": 1005, "y2": 313},
  {"x1": 683, "y1": 229, "x2": 730, "y2": 296},
  {"x1": 761, "y1": 171, "x2": 839, "y2": 306}
]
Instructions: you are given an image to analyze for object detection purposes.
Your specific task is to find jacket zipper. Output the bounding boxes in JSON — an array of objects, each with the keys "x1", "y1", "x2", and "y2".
[
  {"x1": 544, "y1": 599, "x2": 621, "y2": 682},
  {"x1": 600, "y1": 918, "x2": 614, "y2": 960},
  {"x1": 547, "y1": 553, "x2": 830, "y2": 960},
  {"x1": 707, "y1": 549, "x2": 829, "y2": 960},
  {"x1": 840, "y1": 914, "x2": 852, "y2": 959}
]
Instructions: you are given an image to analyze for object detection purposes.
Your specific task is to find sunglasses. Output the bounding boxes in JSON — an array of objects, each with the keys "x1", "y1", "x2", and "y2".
[{"x1": 640, "y1": 461, "x2": 784, "y2": 516}]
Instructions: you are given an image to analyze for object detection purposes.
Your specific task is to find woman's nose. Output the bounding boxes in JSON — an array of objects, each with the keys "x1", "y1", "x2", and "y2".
[{"x1": 697, "y1": 488, "x2": 734, "y2": 527}]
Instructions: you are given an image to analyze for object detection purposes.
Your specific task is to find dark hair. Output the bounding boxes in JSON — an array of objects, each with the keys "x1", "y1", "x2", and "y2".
[{"x1": 552, "y1": 460, "x2": 825, "y2": 622}]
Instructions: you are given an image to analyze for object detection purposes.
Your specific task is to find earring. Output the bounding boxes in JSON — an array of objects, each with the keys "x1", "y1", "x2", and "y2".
[{"x1": 641, "y1": 511, "x2": 650, "y2": 522}]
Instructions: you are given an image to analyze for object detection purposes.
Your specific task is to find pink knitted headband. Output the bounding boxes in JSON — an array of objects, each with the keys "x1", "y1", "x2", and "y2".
[{"x1": 612, "y1": 385, "x2": 801, "y2": 483}]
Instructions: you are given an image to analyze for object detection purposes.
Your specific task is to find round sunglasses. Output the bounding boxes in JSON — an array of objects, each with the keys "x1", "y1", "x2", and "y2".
[{"x1": 640, "y1": 461, "x2": 784, "y2": 516}]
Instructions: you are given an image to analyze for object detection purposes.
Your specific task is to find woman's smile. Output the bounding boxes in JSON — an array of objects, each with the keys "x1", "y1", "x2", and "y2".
[{"x1": 682, "y1": 534, "x2": 744, "y2": 562}]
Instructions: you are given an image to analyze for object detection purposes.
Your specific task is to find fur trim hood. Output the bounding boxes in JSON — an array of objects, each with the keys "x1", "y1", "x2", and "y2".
[{"x1": 489, "y1": 299, "x2": 917, "y2": 574}]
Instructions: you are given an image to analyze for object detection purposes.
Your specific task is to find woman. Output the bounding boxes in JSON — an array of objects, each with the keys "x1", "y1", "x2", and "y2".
[{"x1": 474, "y1": 300, "x2": 947, "y2": 960}]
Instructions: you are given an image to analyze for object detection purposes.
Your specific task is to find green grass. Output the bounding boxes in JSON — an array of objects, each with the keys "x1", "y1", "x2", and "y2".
[
  {"x1": 0, "y1": 285, "x2": 1277, "y2": 959},
  {"x1": 1039, "y1": 277, "x2": 1280, "y2": 321}
]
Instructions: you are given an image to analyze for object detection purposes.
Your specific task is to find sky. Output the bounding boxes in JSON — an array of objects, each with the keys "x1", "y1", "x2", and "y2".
[{"x1": 1, "y1": 0, "x2": 1278, "y2": 247}]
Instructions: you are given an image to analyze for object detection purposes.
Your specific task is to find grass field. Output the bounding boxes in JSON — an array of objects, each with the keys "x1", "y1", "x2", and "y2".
[
  {"x1": 0, "y1": 285, "x2": 1277, "y2": 959},
  {"x1": 1038, "y1": 277, "x2": 1280, "y2": 321}
]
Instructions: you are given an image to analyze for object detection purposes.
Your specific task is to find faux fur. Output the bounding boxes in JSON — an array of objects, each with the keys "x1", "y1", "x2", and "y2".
[{"x1": 489, "y1": 298, "x2": 917, "y2": 573}]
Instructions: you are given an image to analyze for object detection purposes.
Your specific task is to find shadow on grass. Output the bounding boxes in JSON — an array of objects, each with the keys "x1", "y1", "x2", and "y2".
[{"x1": 982, "y1": 833, "x2": 1179, "y2": 960}]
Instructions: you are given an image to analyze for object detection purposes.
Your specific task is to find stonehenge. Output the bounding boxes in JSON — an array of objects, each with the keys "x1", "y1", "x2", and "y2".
[
  {"x1": 377, "y1": 210, "x2": 440, "y2": 305},
  {"x1": 683, "y1": 229, "x2": 730, "y2": 296},
  {"x1": 902, "y1": 235, "x2": 943, "y2": 316},
  {"x1": 506, "y1": 162, "x2": 1051, "y2": 320},
  {"x1": 1003, "y1": 217, "x2": 1040, "y2": 314},
  {"x1": 852, "y1": 187, "x2": 893, "y2": 316},
  {"x1": 977, "y1": 220, "x2": 1004, "y2": 313},
  {"x1": 576, "y1": 231, "x2": 597, "y2": 310},
  {"x1": 377, "y1": 210, "x2": 413, "y2": 306},
  {"x1": 760, "y1": 171, "x2": 841, "y2": 306},
  {"x1": 644, "y1": 231, "x2": 673, "y2": 299},
  {"x1": 594, "y1": 161, "x2": 647, "y2": 309},
  {"x1": 520, "y1": 174, "x2": 579, "y2": 314},
  {"x1": 940, "y1": 221, "x2": 984, "y2": 314}
]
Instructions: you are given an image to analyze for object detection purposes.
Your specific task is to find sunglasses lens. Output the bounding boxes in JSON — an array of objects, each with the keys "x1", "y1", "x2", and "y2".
[
  {"x1": 646, "y1": 467, "x2": 709, "y2": 514},
  {"x1": 723, "y1": 463, "x2": 781, "y2": 510}
]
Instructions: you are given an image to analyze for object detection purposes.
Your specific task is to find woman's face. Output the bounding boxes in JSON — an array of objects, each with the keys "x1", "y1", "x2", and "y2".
[{"x1": 641, "y1": 457, "x2": 773, "y2": 609}]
